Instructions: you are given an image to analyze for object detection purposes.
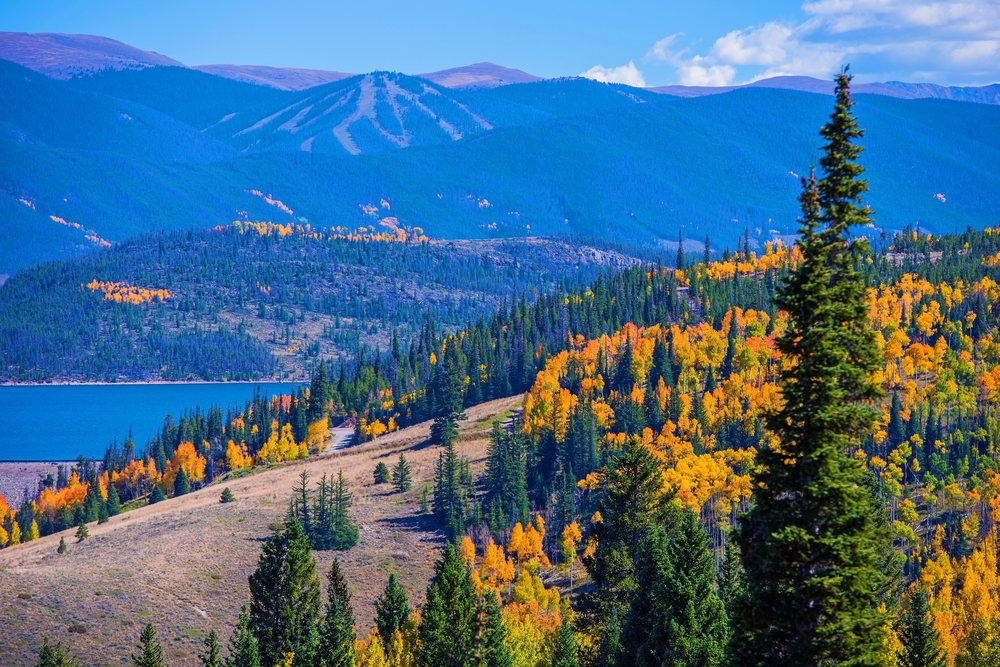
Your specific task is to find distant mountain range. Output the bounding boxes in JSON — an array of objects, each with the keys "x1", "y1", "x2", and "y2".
[
  {"x1": 2, "y1": 31, "x2": 998, "y2": 104},
  {"x1": 651, "y1": 75, "x2": 1000, "y2": 106},
  {"x1": 1, "y1": 31, "x2": 999, "y2": 276}
]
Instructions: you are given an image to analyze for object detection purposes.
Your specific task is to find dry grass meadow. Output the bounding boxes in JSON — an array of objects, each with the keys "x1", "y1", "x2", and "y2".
[{"x1": 0, "y1": 396, "x2": 520, "y2": 666}]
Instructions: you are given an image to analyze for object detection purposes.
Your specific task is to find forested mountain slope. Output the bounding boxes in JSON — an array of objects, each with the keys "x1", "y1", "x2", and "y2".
[
  {"x1": 3, "y1": 58, "x2": 999, "y2": 273},
  {"x1": 0, "y1": 227, "x2": 653, "y2": 382}
]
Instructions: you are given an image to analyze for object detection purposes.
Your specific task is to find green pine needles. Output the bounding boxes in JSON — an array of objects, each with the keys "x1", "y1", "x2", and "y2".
[
  {"x1": 731, "y1": 69, "x2": 897, "y2": 667},
  {"x1": 289, "y1": 470, "x2": 359, "y2": 551},
  {"x1": 391, "y1": 454, "x2": 412, "y2": 493}
]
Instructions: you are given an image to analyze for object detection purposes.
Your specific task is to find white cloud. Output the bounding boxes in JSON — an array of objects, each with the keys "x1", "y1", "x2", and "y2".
[
  {"x1": 645, "y1": 34, "x2": 683, "y2": 62},
  {"x1": 677, "y1": 63, "x2": 737, "y2": 86},
  {"x1": 651, "y1": 0, "x2": 1000, "y2": 86},
  {"x1": 580, "y1": 61, "x2": 647, "y2": 87}
]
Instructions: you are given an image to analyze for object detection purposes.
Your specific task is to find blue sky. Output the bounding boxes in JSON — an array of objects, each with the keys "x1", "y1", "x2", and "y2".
[{"x1": 2, "y1": 0, "x2": 998, "y2": 86}]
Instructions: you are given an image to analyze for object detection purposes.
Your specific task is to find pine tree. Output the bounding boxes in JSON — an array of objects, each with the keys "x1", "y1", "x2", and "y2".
[
  {"x1": 248, "y1": 519, "x2": 322, "y2": 667},
  {"x1": 57, "y1": 536, "x2": 67, "y2": 554},
  {"x1": 479, "y1": 589, "x2": 512, "y2": 667},
  {"x1": 75, "y1": 521, "x2": 88, "y2": 542},
  {"x1": 132, "y1": 623, "x2": 165, "y2": 667},
  {"x1": 732, "y1": 70, "x2": 895, "y2": 667},
  {"x1": 419, "y1": 544, "x2": 477, "y2": 667},
  {"x1": 898, "y1": 589, "x2": 946, "y2": 667},
  {"x1": 585, "y1": 437, "x2": 671, "y2": 599},
  {"x1": 291, "y1": 470, "x2": 312, "y2": 538},
  {"x1": 431, "y1": 338, "x2": 467, "y2": 446},
  {"x1": 175, "y1": 467, "x2": 190, "y2": 496},
  {"x1": 676, "y1": 231, "x2": 685, "y2": 271},
  {"x1": 317, "y1": 559, "x2": 356, "y2": 667},
  {"x1": 433, "y1": 440, "x2": 466, "y2": 541},
  {"x1": 551, "y1": 618, "x2": 579, "y2": 667},
  {"x1": 620, "y1": 512, "x2": 727, "y2": 667},
  {"x1": 106, "y1": 482, "x2": 121, "y2": 516},
  {"x1": 718, "y1": 536, "x2": 745, "y2": 631},
  {"x1": 150, "y1": 484, "x2": 166, "y2": 504},
  {"x1": 331, "y1": 470, "x2": 359, "y2": 550},
  {"x1": 391, "y1": 454, "x2": 412, "y2": 493},
  {"x1": 226, "y1": 606, "x2": 261, "y2": 667},
  {"x1": 36, "y1": 637, "x2": 80, "y2": 667},
  {"x1": 373, "y1": 462, "x2": 390, "y2": 485},
  {"x1": 374, "y1": 574, "x2": 410, "y2": 643},
  {"x1": 201, "y1": 630, "x2": 224, "y2": 667},
  {"x1": 221, "y1": 487, "x2": 236, "y2": 503}
]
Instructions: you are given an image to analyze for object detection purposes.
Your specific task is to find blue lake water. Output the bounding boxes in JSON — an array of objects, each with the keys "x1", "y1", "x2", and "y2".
[{"x1": 0, "y1": 383, "x2": 304, "y2": 461}]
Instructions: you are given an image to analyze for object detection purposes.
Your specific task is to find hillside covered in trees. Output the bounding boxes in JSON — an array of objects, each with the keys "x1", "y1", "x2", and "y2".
[
  {"x1": 8, "y1": 73, "x2": 1000, "y2": 667},
  {"x1": 0, "y1": 225, "x2": 653, "y2": 382},
  {"x1": 3, "y1": 55, "x2": 1000, "y2": 274}
]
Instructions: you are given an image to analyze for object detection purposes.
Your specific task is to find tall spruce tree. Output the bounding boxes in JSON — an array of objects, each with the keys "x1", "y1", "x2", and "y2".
[
  {"x1": 585, "y1": 436, "x2": 672, "y2": 603},
  {"x1": 419, "y1": 544, "x2": 477, "y2": 667},
  {"x1": 431, "y1": 338, "x2": 467, "y2": 446},
  {"x1": 226, "y1": 606, "x2": 261, "y2": 667},
  {"x1": 732, "y1": 70, "x2": 895, "y2": 667},
  {"x1": 174, "y1": 467, "x2": 190, "y2": 497},
  {"x1": 317, "y1": 559, "x2": 355, "y2": 667},
  {"x1": 433, "y1": 439, "x2": 466, "y2": 540},
  {"x1": 619, "y1": 512, "x2": 727, "y2": 667},
  {"x1": 132, "y1": 623, "x2": 165, "y2": 667},
  {"x1": 479, "y1": 589, "x2": 513, "y2": 667},
  {"x1": 391, "y1": 454, "x2": 412, "y2": 493},
  {"x1": 374, "y1": 574, "x2": 410, "y2": 642},
  {"x1": 551, "y1": 618, "x2": 579, "y2": 667},
  {"x1": 248, "y1": 519, "x2": 322, "y2": 667},
  {"x1": 897, "y1": 589, "x2": 946, "y2": 667}
]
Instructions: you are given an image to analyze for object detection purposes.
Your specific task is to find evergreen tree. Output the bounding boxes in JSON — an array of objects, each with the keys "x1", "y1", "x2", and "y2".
[
  {"x1": 248, "y1": 519, "x2": 322, "y2": 667},
  {"x1": 36, "y1": 637, "x2": 80, "y2": 667},
  {"x1": 132, "y1": 623, "x2": 165, "y2": 667},
  {"x1": 373, "y1": 462, "x2": 390, "y2": 485},
  {"x1": 200, "y1": 630, "x2": 224, "y2": 667},
  {"x1": 75, "y1": 521, "x2": 88, "y2": 542},
  {"x1": 676, "y1": 231, "x2": 686, "y2": 271},
  {"x1": 226, "y1": 607, "x2": 261, "y2": 667},
  {"x1": 620, "y1": 512, "x2": 726, "y2": 667},
  {"x1": 484, "y1": 421, "x2": 530, "y2": 533},
  {"x1": 433, "y1": 439, "x2": 466, "y2": 541},
  {"x1": 57, "y1": 536, "x2": 67, "y2": 554},
  {"x1": 431, "y1": 338, "x2": 467, "y2": 446},
  {"x1": 898, "y1": 589, "x2": 946, "y2": 667},
  {"x1": 291, "y1": 470, "x2": 312, "y2": 538},
  {"x1": 391, "y1": 454, "x2": 412, "y2": 493},
  {"x1": 419, "y1": 544, "x2": 477, "y2": 667},
  {"x1": 150, "y1": 484, "x2": 166, "y2": 504},
  {"x1": 551, "y1": 618, "x2": 579, "y2": 667},
  {"x1": 374, "y1": 574, "x2": 410, "y2": 643},
  {"x1": 732, "y1": 70, "x2": 896, "y2": 667},
  {"x1": 585, "y1": 436, "x2": 671, "y2": 599},
  {"x1": 84, "y1": 483, "x2": 101, "y2": 523},
  {"x1": 479, "y1": 589, "x2": 513, "y2": 667},
  {"x1": 174, "y1": 467, "x2": 190, "y2": 496},
  {"x1": 330, "y1": 470, "x2": 359, "y2": 550},
  {"x1": 317, "y1": 559, "x2": 356, "y2": 667},
  {"x1": 221, "y1": 487, "x2": 236, "y2": 503},
  {"x1": 704, "y1": 235, "x2": 711, "y2": 265},
  {"x1": 718, "y1": 537, "x2": 745, "y2": 632},
  {"x1": 107, "y1": 482, "x2": 121, "y2": 516}
]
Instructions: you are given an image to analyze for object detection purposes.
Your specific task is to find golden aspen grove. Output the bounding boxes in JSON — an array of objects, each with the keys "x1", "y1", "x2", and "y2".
[{"x1": 9, "y1": 74, "x2": 1000, "y2": 667}]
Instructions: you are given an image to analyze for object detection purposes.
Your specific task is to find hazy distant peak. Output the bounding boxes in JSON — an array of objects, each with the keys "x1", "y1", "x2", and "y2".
[
  {"x1": 192, "y1": 64, "x2": 355, "y2": 91},
  {"x1": 650, "y1": 74, "x2": 1000, "y2": 105},
  {"x1": 0, "y1": 32, "x2": 184, "y2": 78},
  {"x1": 418, "y1": 62, "x2": 544, "y2": 89}
]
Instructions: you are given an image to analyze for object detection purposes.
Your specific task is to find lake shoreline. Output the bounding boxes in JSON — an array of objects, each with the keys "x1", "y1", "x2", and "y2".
[{"x1": 1, "y1": 379, "x2": 305, "y2": 387}]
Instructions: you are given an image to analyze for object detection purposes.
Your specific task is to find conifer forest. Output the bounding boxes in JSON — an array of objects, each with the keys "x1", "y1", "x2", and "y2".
[{"x1": 6, "y1": 71, "x2": 1000, "y2": 667}]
